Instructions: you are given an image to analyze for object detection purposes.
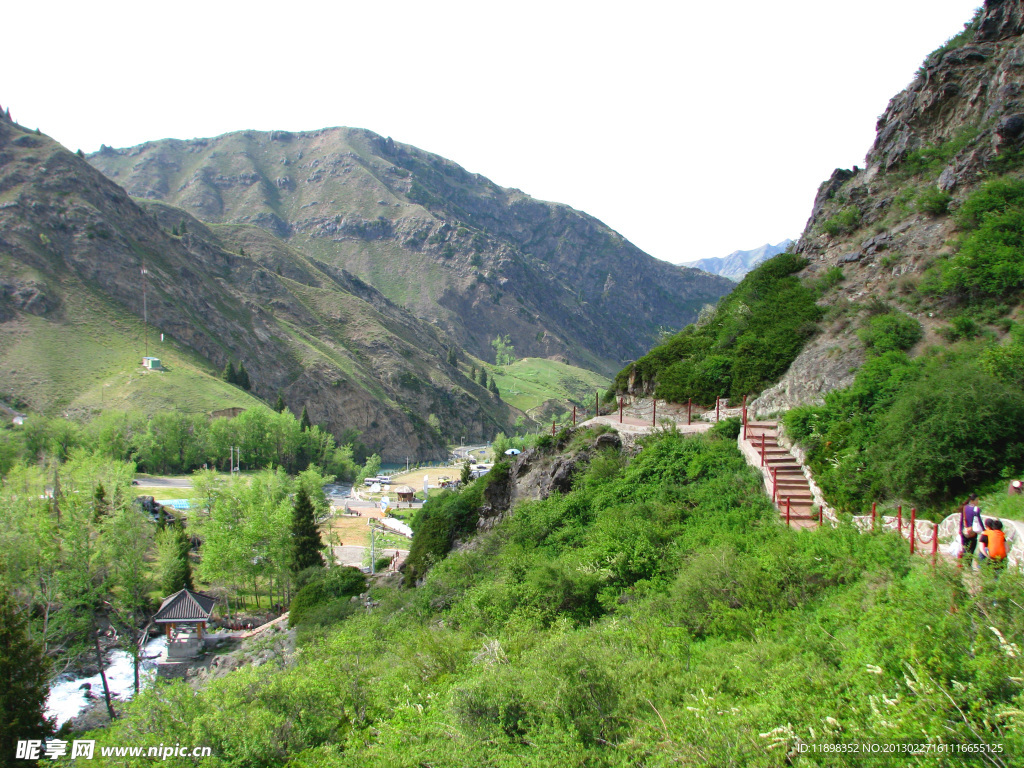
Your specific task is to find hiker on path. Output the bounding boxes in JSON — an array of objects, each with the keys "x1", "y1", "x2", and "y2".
[
  {"x1": 961, "y1": 493, "x2": 984, "y2": 563},
  {"x1": 979, "y1": 518, "x2": 1008, "y2": 575},
  {"x1": 1010, "y1": 480, "x2": 1023, "y2": 496}
]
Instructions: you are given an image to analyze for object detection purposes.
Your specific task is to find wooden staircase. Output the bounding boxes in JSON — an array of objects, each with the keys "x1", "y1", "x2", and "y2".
[{"x1": 744, "y1": 421, "x2": 817, "y2": 528}]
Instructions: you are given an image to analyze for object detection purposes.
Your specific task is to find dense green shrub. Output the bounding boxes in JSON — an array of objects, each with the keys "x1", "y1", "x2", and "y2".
[
  {"x1": 288, "y1": 567, "x2": 366, "y2": 627},
  {"x1": 616, "y1": 254, "x2": 821, "y2": 403},
  {"x1": 868, "y1": 365, "x2": 1024, "y2": 499},
  {"x1": 403, "y1": 463, "x2": 512, "y2": 585},
  {"x1": 708, "y1": 415, "x2": 741, "y2": 440},
  {"x1": 785, "y1": 345, "x2": 1024, "y2": 507},
  {"x1": 924, "y1": 177, "x2": 1024, "y2": 302},
  {"x1": 857, "y1": 311, "x2": 923, "y2": 354},
  {"x1": 819, "y1": 206, "x2": 861, "y2": 237},
  {"x1": 916, "y1": 185, "x2": 952, "y2": 216}
]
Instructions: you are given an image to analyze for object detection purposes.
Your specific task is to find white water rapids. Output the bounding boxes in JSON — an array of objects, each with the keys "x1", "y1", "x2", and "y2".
[{"x1": 45, "y1": 635, "x2": 168, "y2": 727}]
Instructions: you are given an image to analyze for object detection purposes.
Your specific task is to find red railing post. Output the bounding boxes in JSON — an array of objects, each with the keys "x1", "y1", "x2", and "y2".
[
  {"x1": 871, "y1": 502, "x2": 877, "y2": 531},
  {"x1": 772, "y1": 466, "x2": 777, "y2": 504},
  {"x1": 572, "y1": 405, "x2": 576, "y2": 426},
  {"x1": 596, "y1": 392, "x2": 599, "y2": 418},
  {"x1": 786, "y1": 497, "x2": 791, "y2": 527},
  {"x1": 818, "y1": 505, "x2": 823, "y2": 527},
  {"x1": 932, "y1": 526, "x2": 938, "y2": 568},
  {"x1": 910, "y1": 508, "x2": 916, "y2": 555},
  {"x1": 652, "y1": 398, "x2": 656, "y2": 427},
  {"x1": 618, "y1": 396, "x2": 623, "y2": 423},
  {"x1": 552, "y1": 419, "x2": 556, "y2": 436},
  {"x1": 742, "y1": 395, "x2": 747, "y2": 440},
  {"x1": 716, "y1": 397, "x2": 720, "y2": 422},
  {"x1": 687, "y1": 398, "x2": 691, "y2": 425},
  {"x1": 760, "y1": 433, "x2": 765, "y2": 467},
  {"x1": 897, "y1": 505, "x2": 902, "y2": 536}
]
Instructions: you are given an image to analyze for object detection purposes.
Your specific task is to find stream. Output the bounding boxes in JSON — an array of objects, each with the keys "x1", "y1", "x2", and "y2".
[{"x1": 46, "y1": 635, "x2": 168, "y2": 727}]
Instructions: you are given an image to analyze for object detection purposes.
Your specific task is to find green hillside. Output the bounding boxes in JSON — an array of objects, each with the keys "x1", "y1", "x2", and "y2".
[
  {"x1": 485, "y1": 357, "x2": 609, "y2": 415},
  {"x1": 0, "y1": 265, "x2": 262, "y2": 417},
  {"x1": 88, "y1": 428, "x2": 1024, "y2": 764}
]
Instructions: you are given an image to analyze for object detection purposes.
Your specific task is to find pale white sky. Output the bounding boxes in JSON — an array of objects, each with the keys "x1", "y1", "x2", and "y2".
[{"x1": 4, "y1": 1, "x2": 982, "y2": 264}]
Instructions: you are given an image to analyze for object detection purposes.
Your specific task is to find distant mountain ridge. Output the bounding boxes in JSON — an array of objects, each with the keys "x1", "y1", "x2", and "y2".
[
  {"x1": 88, "y1": 128, "x2": 734, "y2": 374},
  {"x1": 682, "y1": 240, "x2": 793, "y2": 281}
]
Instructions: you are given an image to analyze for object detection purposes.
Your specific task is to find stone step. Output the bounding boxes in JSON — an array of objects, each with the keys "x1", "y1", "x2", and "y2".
[{"x1": 764, "y1": 459, "x2": 801, "y2": 467}]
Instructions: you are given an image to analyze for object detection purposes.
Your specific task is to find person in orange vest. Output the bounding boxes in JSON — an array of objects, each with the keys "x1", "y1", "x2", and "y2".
[{"x1": 978, "y1": 518, "x2": 1008, "y2": 574}]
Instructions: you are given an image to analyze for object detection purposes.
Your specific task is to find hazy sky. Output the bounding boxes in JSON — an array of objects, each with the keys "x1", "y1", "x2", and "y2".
[{"x1": 5, "y1": 1, "x2": 982, "y2": 264}]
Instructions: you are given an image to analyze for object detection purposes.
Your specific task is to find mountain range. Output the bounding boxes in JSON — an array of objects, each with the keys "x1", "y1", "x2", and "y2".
[
  {"x1": 0, "y1": 116, "x2": 732, "y2": 459},
  {"x1": 88, "y1": 129, "x2": 732, "y2": 375},
  {"x1": 682, "y1": 240, "x2": 793, "y2": 281}
]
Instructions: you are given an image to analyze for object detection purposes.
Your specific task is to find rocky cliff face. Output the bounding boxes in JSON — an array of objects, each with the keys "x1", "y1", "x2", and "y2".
[
  {"x1": 88, "y1": 128, "x2": 733, "y2": 374},
  {"x1": 754, "y1": 0, "x2": 1024, "y2": 414},
  {"x1": 0, "y1": 116, "x2": 515, "y2": 460}
]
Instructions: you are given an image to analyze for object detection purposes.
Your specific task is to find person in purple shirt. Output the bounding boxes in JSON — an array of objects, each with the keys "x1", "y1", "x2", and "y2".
[{"x1": 961, "y1": 493, "x2": 983, "y2": 561}]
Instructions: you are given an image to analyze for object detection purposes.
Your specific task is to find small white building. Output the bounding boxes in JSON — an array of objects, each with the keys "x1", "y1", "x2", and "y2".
[{"x1": 142, "y1": 356, "x2": 163, "y2": 370}]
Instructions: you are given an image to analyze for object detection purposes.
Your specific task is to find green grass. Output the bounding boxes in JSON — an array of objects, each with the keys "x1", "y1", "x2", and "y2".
[
  {"x1": 0, "y1": 274, "x2": 263, "y2": 417},
  {"x1": 484, "y1": 357, "x2": 609, "y2": 415}
]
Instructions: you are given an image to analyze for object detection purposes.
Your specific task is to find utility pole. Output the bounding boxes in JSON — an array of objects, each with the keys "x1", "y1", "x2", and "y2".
[{"x1": 141, "y1": 264, "x2": 149, "y2": 358}]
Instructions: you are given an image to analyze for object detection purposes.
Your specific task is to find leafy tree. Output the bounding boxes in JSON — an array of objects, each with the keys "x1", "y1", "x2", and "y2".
[
  {"x1": 290, "y1": 486, "x2": 324, "y2": 576},
  {"x1": 460, "y1": 459, "x2": 472, "y2": 485},
  {"x1": 103, "y1": 502, "x2": 156, "y2": 693},
  {"x1": 222, "y1": 361, "x2": 236, "y2": 385},
  {"x1": 478, "y1": 368, "x2": 488, "y2": 387},
  {"x1": 446, "y1": 348, "x2": 458, "y2": 366},
  {"x1": 179, "y1": 220, "x2": 187, "y2": 235},
  {"x1": 274, "y1": 392, "x2": 286, "y2": 413},
  {"x1": 299, "y1": 406, "x2": 312, "y2": 432},
  {"x1": 0, "y1": 587, "x2": 53, "y2": 760},
  {"x1": 491, "y1": 334, "x2": 516, "y2": 365},
  {"x1": 356, "y1": 453, "x2": 382, "y2": 485},
  {"x1": 489, "y1": 378, "x2": 500, "y2": 398}
]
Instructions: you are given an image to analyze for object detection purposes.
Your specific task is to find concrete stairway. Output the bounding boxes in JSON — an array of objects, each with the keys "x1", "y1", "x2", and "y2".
[{"x1": 744, "y1": 421, "x2": 817, "y2": 528}]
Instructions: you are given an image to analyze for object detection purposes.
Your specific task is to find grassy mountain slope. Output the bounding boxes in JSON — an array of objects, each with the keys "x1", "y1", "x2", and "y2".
[
  {"x1": 88, "y1": 128, "x2": 734, "y2": 375},
  {"x1": 484, "y1": 357, "x2": 610, "y2": 416},
  {"x1": 0, "y1": 117, "x2": 517, "y2": 460}
]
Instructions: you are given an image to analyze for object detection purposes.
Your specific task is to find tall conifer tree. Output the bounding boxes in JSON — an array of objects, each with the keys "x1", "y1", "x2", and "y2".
[
  {"x1": 237, "y1": 362, "x2": 251, "y2": 391},
  {"x1": 290, "y1": 486, "x2": 324, "y2": 575},
  {"x1": 0, "y1": 587, "x2": 54, "y2": 758}
]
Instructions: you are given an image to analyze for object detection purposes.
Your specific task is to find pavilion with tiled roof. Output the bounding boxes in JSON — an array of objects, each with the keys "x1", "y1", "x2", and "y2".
[{"x1": 154, "y1": 589, "x2": 215, "y2": 658}]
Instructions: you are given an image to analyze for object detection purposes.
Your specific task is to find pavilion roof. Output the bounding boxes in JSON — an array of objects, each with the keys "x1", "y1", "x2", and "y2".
[{"x1": 153, "y1": 589, "x2": 215, "y2": 623}]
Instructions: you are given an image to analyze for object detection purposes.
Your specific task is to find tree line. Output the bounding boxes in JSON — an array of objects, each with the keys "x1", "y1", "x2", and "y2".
[{"x1": 0, "y1": 405, "x2": 359, "y2": 478}]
